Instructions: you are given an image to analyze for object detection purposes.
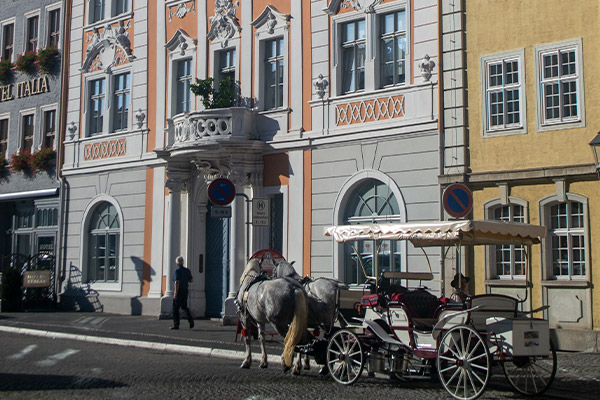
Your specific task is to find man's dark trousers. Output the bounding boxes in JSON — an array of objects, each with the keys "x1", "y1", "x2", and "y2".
[{"x1": 173, "y1": 287, "x2": 193, "y2": 328}]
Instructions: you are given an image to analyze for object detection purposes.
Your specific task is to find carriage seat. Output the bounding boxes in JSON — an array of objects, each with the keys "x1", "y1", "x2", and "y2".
[{"x1": 389, "y1": 289, "x2": 443, "y2": 331}]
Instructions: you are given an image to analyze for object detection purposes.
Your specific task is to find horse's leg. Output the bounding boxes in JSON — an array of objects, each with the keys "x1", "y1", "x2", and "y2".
[
  {"x1": 258, "y1": 322, "x2": 268, "y2": 368},
  {"x1": 303, "y1": 354, "x2": 310, "y2": 370},
  {"x1": 292, "y1": 352, "x2": 302, "y2": 375},
  {"x1": 240, "y1": 315, "x2": 252, "y2": 369}
]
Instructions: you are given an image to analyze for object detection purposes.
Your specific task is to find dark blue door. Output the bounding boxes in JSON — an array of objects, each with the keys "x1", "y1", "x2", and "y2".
[{"x1": 205, "y1": 204, "x2": 229, "y2": 318}]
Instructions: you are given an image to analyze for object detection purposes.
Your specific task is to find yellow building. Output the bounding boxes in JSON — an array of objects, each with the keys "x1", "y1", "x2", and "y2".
[{"x1": 440, "y1": 0, "x2": 600, "y2": 350}]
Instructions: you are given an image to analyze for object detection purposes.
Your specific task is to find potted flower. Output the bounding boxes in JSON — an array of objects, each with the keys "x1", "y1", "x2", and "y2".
[
  {"x1": 10, "y1": 150, "x2": 31, "y2": 172},
  {"x1": 0, "y1": 59, "x2": 13, "y2": 85},
  {"x1": 29, "y1": 147, "x2": 55, "y2": 172},
  {"x1": 15, "y1": 51, "x2": 38, "y2": 75},
  {"x1": 37, "y1": 47, "x2": 59, "y2": 75}
]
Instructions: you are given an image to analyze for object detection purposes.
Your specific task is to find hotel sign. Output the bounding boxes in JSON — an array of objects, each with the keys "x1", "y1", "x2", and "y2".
[
  {"x1": 0, "y1": 76, "x2": 50, "y2": 102},
  {"x1": 23, "y1": 270, "x2": 51, "y2": 288}
]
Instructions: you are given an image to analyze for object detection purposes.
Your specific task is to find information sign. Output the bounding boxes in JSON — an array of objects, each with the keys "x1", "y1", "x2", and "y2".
[{"x1": 252, "y1": 198, "x2": 270, "y2": 226}]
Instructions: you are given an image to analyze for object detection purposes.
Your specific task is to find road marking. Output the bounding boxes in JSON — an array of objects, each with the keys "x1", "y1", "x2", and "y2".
[
  {"x1": 36, "y1": 348, "x2": 80, "y2": 367},
  {"x1": 7, "y1": 344, "x2": 38, "y2": 360}
]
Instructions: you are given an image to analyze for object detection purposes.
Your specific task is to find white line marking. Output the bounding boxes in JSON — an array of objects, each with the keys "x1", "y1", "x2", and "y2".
[
  {"x1": 7, "y1": 344, "x2": 38, "y2": 360},
  {"x1": 36, "y1": 348, "x2": 80, "y2": 367}
]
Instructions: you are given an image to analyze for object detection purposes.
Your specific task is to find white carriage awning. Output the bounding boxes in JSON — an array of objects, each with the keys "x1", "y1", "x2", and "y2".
[{"x1": 324, "y1": 220, "x2": 547, "y2": 246}]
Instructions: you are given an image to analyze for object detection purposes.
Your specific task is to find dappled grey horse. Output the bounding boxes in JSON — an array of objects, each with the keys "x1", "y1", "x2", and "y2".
[
  {"x1": 274, "y1": 260, "x2": 348, "y2": 374},
  {"x1": 236, "y1": 259, "x2": 308, "y2": 370}
]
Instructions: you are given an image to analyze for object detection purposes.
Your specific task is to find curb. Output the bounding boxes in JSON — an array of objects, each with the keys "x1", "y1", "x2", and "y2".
[{"x1": 0, "y1": 325, "x2": 281, "y2": 365}]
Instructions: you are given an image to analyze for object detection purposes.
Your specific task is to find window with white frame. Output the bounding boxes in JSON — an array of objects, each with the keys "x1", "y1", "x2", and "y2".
[
  {"x1": 218, "y1": 48, "x2": 236, "y2": 84},
  {"x1": 0, "y1": 118, "x2": 8, "y2": 157},
  {"x1": 26, "y1": 15, "x2": 39, "y2": 52},
  {"x1": 535, "y1": 39, "x2": 584, "y2": 130},
  {"x1": 87, "y1": 202, "x2": 120, "y2": 283},
  {"x1": 380, "y1": 10, "x2": 406, "y2": 87},
  {"x1": 47, "y1": 8, "x2": 60, "y2": 48},
  {"x1": 2, "y1": 22, "x2": 14, "y2": 61},
  {"x1": 89, "y1": 0, "x2": 129, "y2": 24},
  {"x1": 175, "y1": 59, "x2": 192, "y2": 115},
  {"x1": 341, "y1": 19, "x2": 366, "y2": 94},
  {"x1": 491, "y1": 204, "x2": 526, "y2": 278},
  {"x1": 481, "y1": 50, "x2": 525, "y2": 134},
  {"x1": 21, "y1": 114, "x2": 34, "y2": 152},
  {"x1": 549, "y1": 201, "x2": 586, "y2": 278},
  {"x1": 112, "y1": 72, "x2": 130, "y2": 131},
  {"x1": 264, "y1": 38, "x2": 284, "y2": 110},
  {"x1": 43, "y1": 109, "x2": 56, "y2": 149},
  {"x1": 88, "y1": 78, "x2": 105, "y2": 135}
]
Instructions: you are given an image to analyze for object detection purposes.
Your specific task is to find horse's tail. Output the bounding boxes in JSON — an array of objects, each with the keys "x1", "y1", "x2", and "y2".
[{"x1": 282, "y1": 288, "x2": 308, "y2": 367}]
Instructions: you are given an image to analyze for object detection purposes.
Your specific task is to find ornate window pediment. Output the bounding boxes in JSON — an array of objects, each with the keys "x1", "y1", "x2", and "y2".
[
  {"x1": 251, "y1": 6, "x2": 290, "y2": 34},
  {"x1": 324, "y1": 0, "x2": 384, "y2": 15},
  {"x1": 81, "y1": 21, "x2": 135, "y2": 73},
  {"x1": 166, "y1": 29, "x2": 197, "y2": 56},
  {"x1": 207, "y1": 0, "x2": 241, "y2": 48}
]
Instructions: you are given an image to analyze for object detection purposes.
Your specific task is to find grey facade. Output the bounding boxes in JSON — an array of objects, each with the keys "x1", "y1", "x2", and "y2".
[{"x1": 0, "y1": 1, "x2": 64, "y2": 281}]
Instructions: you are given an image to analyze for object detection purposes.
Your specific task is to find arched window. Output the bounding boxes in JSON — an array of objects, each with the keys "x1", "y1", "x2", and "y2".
[
  {"x1": 87, "y1": 202, "x2": 120, "y2": 282},
  {"x1": 491, "y1": 204, "x2": 526, "y2": 278},
  {"x1": 549, "y1": 200, "x2": 586, "y2": 278},
  {"x1": 343, "y1": 179, "x2": 401, "y2": 284}
]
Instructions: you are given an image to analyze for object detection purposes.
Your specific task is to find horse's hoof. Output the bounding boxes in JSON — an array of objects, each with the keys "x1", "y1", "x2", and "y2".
[
  {"x1": 318, "y1": 366, "x2": 329, "y2": 375},
  {"x1": 292, "y1": 368, "x2": 300, "y2": 376},
  {"x1": 282, "y1": 365, "x2": 291, "y2": 373},
  {"x1": 259, "y1": 363, "x2": 268, "y2": 369},
  {"x1": 240, "y1": 363, "x2": 250, "y2": 369}
]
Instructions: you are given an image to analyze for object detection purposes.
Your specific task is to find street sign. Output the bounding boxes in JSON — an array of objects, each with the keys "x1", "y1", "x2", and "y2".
[
  {"x1": 207, "y1": 178, "x2": 236, "y2": 206},
  {"x1": 22, "y1": 270, "x2": 51, "y2": 287},
  {"x1": 443, "y1": 183, "x2": 473, "y2": 218},
  {"x1": 210, "y1": 206, "x2": 231, "y2": 218},
  {"x1": 252, "y1": 198, "x2": 270, "y2": 226}
]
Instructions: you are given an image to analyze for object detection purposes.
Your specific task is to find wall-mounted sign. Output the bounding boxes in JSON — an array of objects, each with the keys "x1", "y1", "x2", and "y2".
[
  {"x1": 0, "y1": 76, "x2": 50, "y2": 102},
  {"x1": 211, "y1": 206, "x2": 231, "y2": 218},
  {"x1": 252, "y1": 198, "x2": 270, "y2": 226},
  {"x1": 443, "y1": 183, "x2": 473, "y2": 218},
  {"x1": 208, "y1": 178, "x2": 236, "y2": 206}
]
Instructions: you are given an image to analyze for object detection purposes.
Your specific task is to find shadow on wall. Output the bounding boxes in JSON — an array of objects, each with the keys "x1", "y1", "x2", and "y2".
[
  {"x1": 59, "y1": 264, "x2": 103, "y2": 312},
  {"x1": 130, "y1": 256, "x2": 156, "y2": 316}
]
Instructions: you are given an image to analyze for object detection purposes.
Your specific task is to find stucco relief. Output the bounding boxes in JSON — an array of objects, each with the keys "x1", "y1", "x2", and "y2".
[
  {"x1": 325, "y1": 0, "x2": 384, "y2": 15},
  {"x1": 83, "y1": 138, "x2": 127, "y2": 160},
  {"x1": 335, "y1": 95, "x2": 406, "y2": 126},
  {"x1": 168, "y1": 0, "x2": 196, "y2": 21},
  {"x1": 81, "y1": 20, "x2": 135, "y2": 73},
  {"x1": 207, "y1": 0, "x2": 241, "y2": 48}
]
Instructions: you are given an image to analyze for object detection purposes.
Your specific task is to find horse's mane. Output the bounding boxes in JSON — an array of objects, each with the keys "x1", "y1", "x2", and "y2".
[{"x1": 240, "y1": 259, "x2": 261, "y2": 285}]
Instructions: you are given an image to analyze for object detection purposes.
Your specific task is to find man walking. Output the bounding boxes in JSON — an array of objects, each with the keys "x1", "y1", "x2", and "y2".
[{"x1": 171, "y1": 256, "x2": 194, "y2": 330}]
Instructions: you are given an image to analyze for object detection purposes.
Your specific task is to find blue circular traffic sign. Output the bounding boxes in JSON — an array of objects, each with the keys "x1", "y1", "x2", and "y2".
[
  {"x1": 443, "y1": 183, "x2": 473, "y2": 218},
  {"x1": 208, "y1": 178, "x2": 236, "y2": 206}
]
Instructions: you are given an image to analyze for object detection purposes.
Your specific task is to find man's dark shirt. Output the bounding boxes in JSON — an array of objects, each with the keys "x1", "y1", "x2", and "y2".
[{"x1": 174, "y1": 266, "x2": 192, "y2": 290}]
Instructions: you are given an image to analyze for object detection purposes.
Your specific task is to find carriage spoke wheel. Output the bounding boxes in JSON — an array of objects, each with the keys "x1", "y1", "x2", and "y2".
[
  {"x1": 326, "y1": 329, "x2": 364, "y2": 385},
  {"x1": 502, "y1": 339, "x2": 557, "y2": 396},
  {"x1": 437, "y1": 325, "x2": 491, "y2": 400}
]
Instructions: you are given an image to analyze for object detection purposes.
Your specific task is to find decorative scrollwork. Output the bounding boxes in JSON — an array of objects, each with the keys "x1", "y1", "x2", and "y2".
[
  {"x1": 168, "y1": 1, "x2": 196, "y2": 21},
  {"x1": 83, "y1": 138, "x2": 127, "y2": 160},
  {"x1": 82, "y1": 20, "x2": 134, "y2": 73},
  {"x1": 174, "y1": 114, "x2": 233, "y2": 144},
  {"x1": 207, "y1": 0, "x2": 241, "y2": 48}
]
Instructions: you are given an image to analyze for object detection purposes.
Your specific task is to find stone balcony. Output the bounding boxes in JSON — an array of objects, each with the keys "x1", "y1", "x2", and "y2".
[{"x1": 167, "y1": 107, "x2": 258, "y2": 149}]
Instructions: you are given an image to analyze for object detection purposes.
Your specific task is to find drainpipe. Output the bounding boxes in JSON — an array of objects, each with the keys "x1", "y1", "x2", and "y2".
[{"x1": 56, "y1": 0, "x2": 73, "y2": 301}]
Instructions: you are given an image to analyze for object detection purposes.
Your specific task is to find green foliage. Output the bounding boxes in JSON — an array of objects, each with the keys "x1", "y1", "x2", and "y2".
[
  {"x1": 0, "y1": 59, "x2": 13, "y2": 85},
  {"x1": 37, "y1": 47, "x2": 59, "y2": 74},
  {"x1": 10, "y1": 150, "x2": 31, "y2": 172},
  {"x1": 15, "y1": 51, "x2": 38, "y2": 74},
  {"x1": 190, "y1": 76, "x2": 235, "y2": 109},
  {"x1": 30, "y1": 147, "x2": 55, "y2": 171}
]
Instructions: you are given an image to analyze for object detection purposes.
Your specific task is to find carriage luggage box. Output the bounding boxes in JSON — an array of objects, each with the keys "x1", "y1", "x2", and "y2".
[{"x1": 486, "y1": 317, "x2": 550, "y2": 356}]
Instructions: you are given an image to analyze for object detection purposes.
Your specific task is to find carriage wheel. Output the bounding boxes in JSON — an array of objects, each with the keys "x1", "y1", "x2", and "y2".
[
  {"x1": 326, "y1": 329, "x2": 364, "y2": 385},
  {"x1": 502, "y1": 339, "x2": 557, "y2": 396},
  {"x1": 437, "y1": 325, "x2": 491, "y2": 400}
]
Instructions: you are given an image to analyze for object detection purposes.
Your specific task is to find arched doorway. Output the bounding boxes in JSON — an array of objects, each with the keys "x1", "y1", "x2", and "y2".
[{"x1": 204, "y1": 203, "x2": 230, "y2": 318}]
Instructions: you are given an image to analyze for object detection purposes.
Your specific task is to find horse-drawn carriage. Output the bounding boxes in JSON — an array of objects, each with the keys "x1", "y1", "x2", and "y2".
[{"x1": 314, "y1": 220, "x2": 557, "y2": 400}]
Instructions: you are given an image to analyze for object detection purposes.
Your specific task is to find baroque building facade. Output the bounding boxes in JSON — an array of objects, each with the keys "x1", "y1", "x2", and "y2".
[{"x1": 58, "y1": 0, "x2": 443, "y2": 321}]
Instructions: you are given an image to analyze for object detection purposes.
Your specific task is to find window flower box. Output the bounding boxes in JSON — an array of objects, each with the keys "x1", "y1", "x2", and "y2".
[
  {"x1": 15, "y1": 51, "x2": 38, "y2": 75},
  {"x1": 37, "y1": 47, "x2": 59, "y2": 75},
  {"x1": 10, "y1": 150, "x2": 31, "y2": 172},
  {"x1": 0, "y1": 59, "x2": 13, "y2": 85}
]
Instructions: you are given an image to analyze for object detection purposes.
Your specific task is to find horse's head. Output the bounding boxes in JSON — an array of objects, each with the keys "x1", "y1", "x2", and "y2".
[
  {"x1": 240, "y1": 259, "x2": 261, "y2": 285},
  {"x1": 274, "y1": 260, "x2": 299, "y2": 279}
]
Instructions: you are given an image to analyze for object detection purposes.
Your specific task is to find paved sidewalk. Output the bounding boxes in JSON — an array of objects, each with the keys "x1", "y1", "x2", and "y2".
[{"x1": 0, "y1": 311, "x2": 284, "y2": 363}]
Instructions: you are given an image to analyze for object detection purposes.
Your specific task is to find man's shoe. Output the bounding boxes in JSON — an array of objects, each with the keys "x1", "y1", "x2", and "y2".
[
  {"x1": 189, "y1": 320, "x2": 195, "y2": 329},
  {"x1": 170, "y1": 326, "x2": 179, "y2": 330}
]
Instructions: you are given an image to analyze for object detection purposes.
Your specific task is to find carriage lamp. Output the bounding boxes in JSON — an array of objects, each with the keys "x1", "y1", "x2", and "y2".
[{"x1": 589, "y1": 132, "x2": 600, "y2": 177}]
